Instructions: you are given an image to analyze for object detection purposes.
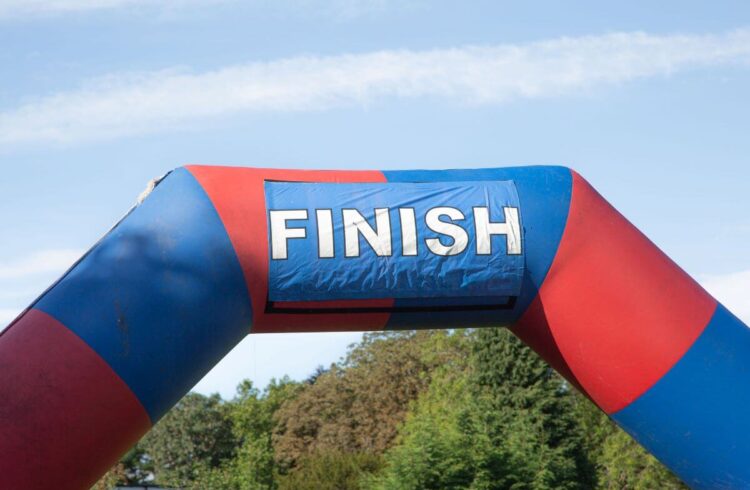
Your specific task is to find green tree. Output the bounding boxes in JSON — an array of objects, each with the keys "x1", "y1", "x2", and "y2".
[
  {"x1": 277, "y1": 451, "x2": 383, "y2": 490},
  {"x1": 119, "y1": 444, "x2": 154, "y2": 485},
  {"x1": 190, "y1": 377, "x2": 302, "y2": 490},
  {"x1": 470, "y1": 327, "x2": 594, "y2": 489},
  {"x1": 90, "y1": 463, "x2": 127, "y2": 490},
  {"x1": 370, "y1": 364, "x2": 514, "y2": 490},
  {"x1": 140, "y1": 392, "x2": 237, "y2": 487},
  {"x1": 91, "y1": 444, "x2": 153, "y2": 487},
  {"x1": 273, "y1": 330, "x2": 470, "y2": 470}
]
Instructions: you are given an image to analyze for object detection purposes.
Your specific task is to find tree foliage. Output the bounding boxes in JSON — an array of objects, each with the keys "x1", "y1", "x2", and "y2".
[
  {"x1": 272, "y1": 330, "x2": 469, "y2": 470},
  {"x1": 371, "y1": 327, "x2": 594, "y2": 489},
  {"x1": 470, "y1": 327, "x2": 594, "y2": 490},
  {"x1": 369, "y1": 363, "x2": 514, "y2": 489},
  {"x1": 189, "y1": 377, "x2": 302, "y2": 490},
  {"x1": 140, "y1": 392, "x2": 238, "y2": 487},
  {"x1": 98, "y1": 328, "x2": 686, "y2": 490},
  {"x1": 277, "y1": 451, "x2": 383, "y2": 490}
]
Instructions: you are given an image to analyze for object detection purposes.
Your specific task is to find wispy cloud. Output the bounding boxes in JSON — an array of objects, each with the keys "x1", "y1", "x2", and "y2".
[
  {"x1": 0, "y1": 249, "x2": 82, "y2": 280},
  {"x1": 702, "y1": 269, "x2": 750, "y2": 324},
  {"x1": 0, "y1": 0, "x2": 403, "y2": 20},
  {"x1": 1, "y1": 28, "x2": 749, "y2": 146},
  {"x1": 0, "y1": 0, "x2": 224, "y2": 18},
  {"x1": 311, "y1": 0, "x2": 415, "y2": 20}
]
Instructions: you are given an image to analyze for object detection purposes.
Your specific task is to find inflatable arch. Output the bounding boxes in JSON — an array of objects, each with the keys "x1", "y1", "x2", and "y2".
[{"x1": 1, "y1": 165, "x2": 748, "y2": 489}]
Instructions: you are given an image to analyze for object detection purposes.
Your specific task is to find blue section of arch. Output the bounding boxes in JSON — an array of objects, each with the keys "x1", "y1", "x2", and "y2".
[
  {"x1": 382, "y1": 166, "x2": 573, "y2": 329},
  {"x1": 612, "y1": 304, "x2": 750, "y2": 490},
  {"x1": 35, "y1": 168, "x2": 253, "y2": 422}
]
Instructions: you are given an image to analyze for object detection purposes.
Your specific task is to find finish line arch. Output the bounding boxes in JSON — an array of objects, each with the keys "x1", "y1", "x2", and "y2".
[{"x1": 1, "y1": 165, "x2": 747, "y2": 489}]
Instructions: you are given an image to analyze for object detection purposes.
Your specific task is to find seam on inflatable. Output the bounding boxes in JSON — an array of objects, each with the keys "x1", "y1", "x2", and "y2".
[
  {"x1": 512, "y1": 166, "x2": 576, "y2": 327},
  {"x1": 29, "y1": 307, "x2": 153, "y2": 424},
  {"x1": 183, "y1": 165, "x2": 255, "y2": 332}
]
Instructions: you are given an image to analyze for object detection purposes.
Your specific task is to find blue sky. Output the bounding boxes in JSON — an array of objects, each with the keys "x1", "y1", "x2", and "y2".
[{"x1": 1, "y1": 0, "x2": 749, "y2": 399}]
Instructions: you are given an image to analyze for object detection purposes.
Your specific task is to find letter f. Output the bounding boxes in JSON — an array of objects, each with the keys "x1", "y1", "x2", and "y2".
[{"x1": 270, "y1": 210, "x2": 308, "y2": 259}]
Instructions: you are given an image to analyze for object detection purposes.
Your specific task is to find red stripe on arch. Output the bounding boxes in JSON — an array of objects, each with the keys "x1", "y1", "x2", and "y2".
[
  {"x1": 187, "y1": 165, "x2": 393, "y2": 333},
  {"x1": 0, "y1": 309, "x2": 151, "y2": 490},
  {"x1": 525, "y1": 171, "x2": 716, "y2": 413}
]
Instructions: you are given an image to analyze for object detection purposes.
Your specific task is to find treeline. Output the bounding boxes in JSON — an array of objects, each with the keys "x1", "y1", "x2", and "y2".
[{"x1": 94, "y1": 329, "x2": 686, "y2": 489}]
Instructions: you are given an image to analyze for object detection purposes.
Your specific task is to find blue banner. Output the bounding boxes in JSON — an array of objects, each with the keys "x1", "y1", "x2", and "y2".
[{"x1": 265, "y1": 180, "x2": 524, "y2": 301}]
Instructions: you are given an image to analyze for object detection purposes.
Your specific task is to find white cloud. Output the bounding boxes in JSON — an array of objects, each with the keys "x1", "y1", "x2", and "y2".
[
  {"x1": 702, "y1": 269, "x2": 750, "y2": 325},
  {"x1": 0, "y1": 249, "x2": 82, "y2": 280},
  {"x1": 0, "y1": 0, "x2": 403, "y2": 19},
  {"x1": 314, "y1": 0, "x2": 413, "y2": 20},
  {"x1": 1, "y1": 28, "x2": 749, "y2": 147},
  {"x1": 0, "y1": 0, "x2": 224, "y2": 18}
]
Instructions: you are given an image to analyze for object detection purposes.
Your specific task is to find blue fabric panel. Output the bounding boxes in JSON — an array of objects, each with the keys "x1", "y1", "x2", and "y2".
[
  {"x1": 382, "y1": 166, "x2": 572, "y2": 329},
  {"x1": 265, "y1": 181, "x2": 524, "y2": 301},
  {"x1": 35, "y1": 168, "x2": 252, "y2": 422},
  {"x1": 612, "y1": 305, "x2": 750, "y2": 489}
]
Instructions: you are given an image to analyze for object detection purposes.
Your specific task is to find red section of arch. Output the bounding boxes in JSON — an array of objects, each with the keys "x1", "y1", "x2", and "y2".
[
  {"x1": 526, "y1": 172, "x2": 716, "y2": 414},
  {"x1": 187, "y1": 165, "x2": 393, "y2": 333},
  {"x1": 0, "y1": 309, "x2": 151, "y2": 490},
  {"x1": 510, "y1": 296, "x2": 587, "y2": 396}
]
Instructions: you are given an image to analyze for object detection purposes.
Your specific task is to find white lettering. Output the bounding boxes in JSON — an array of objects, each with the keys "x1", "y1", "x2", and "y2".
[
  {"x1": 474, "y1": 206, "x2": 522, "y2": 255},
  {"x1": 399, "y1": 208, "x2": 418, "y2": 256},
  {"x1": 425, "y1": 207, "x2": 469, "y2": 256},
  {"x1": 316, "y1": 209, "x2": 334, "y2": 258},
  {"x1": 270, "y1": 209, "x2": 308, "y2": 259},
  {"x1": 270, "y1": 205, "x2": 522, "y2": 260},
  {"x1": 343, "y1": 208, "x2": 392, "y2": 257}
]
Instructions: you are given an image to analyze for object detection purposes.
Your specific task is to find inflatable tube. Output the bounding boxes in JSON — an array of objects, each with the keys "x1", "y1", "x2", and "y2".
[{"x1": 0, "y1": 165, "x2": 746, "y2": 489}]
